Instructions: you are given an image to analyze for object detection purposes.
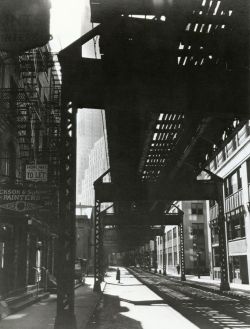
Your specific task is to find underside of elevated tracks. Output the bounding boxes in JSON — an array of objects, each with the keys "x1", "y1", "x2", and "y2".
[{"x1": 56, "y1": 1, "x2": 250, "y2": 327}]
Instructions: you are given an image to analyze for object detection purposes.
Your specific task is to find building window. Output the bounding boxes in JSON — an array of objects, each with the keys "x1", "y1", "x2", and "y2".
[
  {"x1": 173, "y1": 246, "x2": 177, "y2": 265},
  {"x1": 209, "y1": 200, "x2": 216, "y2": 208},
  {"x1": 213, "y1": 158, "x2": 217, "y2": 170},
  {"x1": 211, "y1": 225, "x2": 219, "y2": 245},
  {"x1": 0, "y1": 242, "x2": 5, "y2": 269},
  {"x1": 232, "y1": 136, "x2": 237, "y2": 150},
  {"x1": 222, "y1": 148, "x2": 226, "y2": 161},
  {"x1": 212, "y1": 246, "x2": 220, "y2": 267},
  {"x1": 192, "y1": 223, "x2": 206, "y2": 267},
  {"x1": 247, "y1": 158, "x2": 250, "y2": 184},
  {"x1": 192, "y1": 223, "x2": 205, "y2": 241},
  {"x1": 191, "y1": 203, "x2": 203, "y2": 215},
  {"x1": 0, "y1": 150, "x2": 10, "y2": 177},
  {"x1": 224, "y1": 167, "x2": 242, "y2": 197},
  {"x1": 168, "y1": 247, "x2": 172, "y2": 265},
  {"x1": 226, "y1": 208, "x2": 245, "y2": 240},
  {"x1": 167, "y1": 230, "x2": 172, "y2": 241},
  {"x1": 173, "y1": 227, "x2": 177, "y2": 239}
]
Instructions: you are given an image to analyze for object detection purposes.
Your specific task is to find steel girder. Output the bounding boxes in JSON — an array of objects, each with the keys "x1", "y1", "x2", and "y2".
[
  {"x1": 94, "y1": 179, "x2": 218, "y2": 202},
  {"x1": 216, "y1": 180, "x2": 230, "y2": 291},
  {"x1": 93, "y1": 198, "x2": 103, "y2": 292},
  {"x1": 103, "y1": 212, "x2": 182, "y2": 226},
  {"x1": 55, "y1": 97, "x2": 77, "y2": 328},
  {"x1": 179, "y1": 218, "x2": 186, "y2": 281},
  {"x1": 93, "y1": 170, "x2": 110, "y2": 292}
]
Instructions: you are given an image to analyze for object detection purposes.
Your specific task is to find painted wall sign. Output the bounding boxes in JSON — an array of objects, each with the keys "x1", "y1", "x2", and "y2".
[{"x1": 0, "y1": 186, "x2": 52, "y2": 213}]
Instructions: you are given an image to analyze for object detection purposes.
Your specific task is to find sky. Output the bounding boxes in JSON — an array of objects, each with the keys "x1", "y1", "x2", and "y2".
[
  {"x1": 50, "y1": 0, "x2": 84, "y2": 51},
  {"x1": 50, "y1": 0, "x2": 97, "y2": 57},
  {"x1": 50, "y1": 0, "x2": 103, "y2": 214}
]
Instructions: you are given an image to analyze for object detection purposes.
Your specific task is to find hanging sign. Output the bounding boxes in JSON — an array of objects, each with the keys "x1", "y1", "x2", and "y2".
[{"x1": 26, "y1": 164, "x2": 48, "y2": 182}]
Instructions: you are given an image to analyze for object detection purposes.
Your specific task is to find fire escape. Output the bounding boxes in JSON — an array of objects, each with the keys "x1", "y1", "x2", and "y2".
[
  {"x1": 0, "y1": 46, "x2": 61, "y2": 186},
  {"x1": 17, "y1": 48, "x2": 61, "y2": 182}
]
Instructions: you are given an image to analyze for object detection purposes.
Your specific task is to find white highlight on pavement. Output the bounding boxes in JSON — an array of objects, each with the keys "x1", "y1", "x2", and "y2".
[
  {"x1": 104, "y1": 267, "x2": 199, "y2": 329},
  {"x1": 121, "y1": 301, "x2": 199, "y2": 329},
  {"x1": 4, "y1": 313, "x2": 27, "y2": 320}
]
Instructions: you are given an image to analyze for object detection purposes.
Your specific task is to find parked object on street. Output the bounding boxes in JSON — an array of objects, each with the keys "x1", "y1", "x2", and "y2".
[{"x1": 74, "y1": 258, "x2": 87, "y2": 284}]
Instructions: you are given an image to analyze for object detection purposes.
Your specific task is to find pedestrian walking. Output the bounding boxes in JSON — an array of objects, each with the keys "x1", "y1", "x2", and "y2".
[
  {"x1": 176, "y1": 264, "x2": 180, "y2": 275},
  {"x1": 116, "y1": 267, "x2": 120, "y2": 283}
]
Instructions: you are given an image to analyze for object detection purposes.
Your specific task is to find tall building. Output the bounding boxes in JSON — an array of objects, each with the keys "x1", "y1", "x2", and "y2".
[
  {"x1": 207, "y1": 122, "x2": 250, "y2": 284},
  {"x1": 76, "y1": 109, "x2": 104, "y2": 199},
  {"x1": 156, "y1": 201, "x2": 210, "y2": 275},
  {"x1": 79, "y1": 134, "x2": 110, "y2": 207},
  {"x1": 76, "y1": 2, "x2": 104, "y2": 202},
  {"x1": 0, "y1": 45, "x2": 61, "y2": 305}
]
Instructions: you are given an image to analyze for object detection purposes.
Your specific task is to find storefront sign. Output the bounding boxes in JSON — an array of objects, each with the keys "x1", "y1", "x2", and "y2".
[
  {"x1": 0, "y1": 186, "x2": 48, "y2": 213},
  {"x1": 26, "y1": 164, "x2": 48, "y2": 182}
]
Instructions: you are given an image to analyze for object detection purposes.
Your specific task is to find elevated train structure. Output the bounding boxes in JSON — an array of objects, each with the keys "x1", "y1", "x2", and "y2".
[{"x1": 57, "y1": 0, "x2": 250, "y2": 327}]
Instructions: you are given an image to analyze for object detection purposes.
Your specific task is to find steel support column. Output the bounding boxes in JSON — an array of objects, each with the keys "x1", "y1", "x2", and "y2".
[
  {"x1": 217, "y1": 180, "x2": 230, "y2": 291},
  {"x1": 179, "y1": 218, "x2": 186, "y2": 281},
  {"x1": 204, "y1": 169, "x2": 230, "y2": 291},
  {"x1": 93, "y1": 198, "x2": 102, "y2": 292},
  {"x1": 153, "y1": 236, "x2": 157, "y2": 273},
  {"x1": 55, "y1": 101, "x2": 77, "y2": 329},
  {"x1": 162, "y1": 228, "x2": 166, "y2": 275}
]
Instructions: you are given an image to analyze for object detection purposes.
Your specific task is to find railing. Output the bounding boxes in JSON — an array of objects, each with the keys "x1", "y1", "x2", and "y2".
[{"x1": 225, "y1": 189, "x2": 243, "y2": 213}]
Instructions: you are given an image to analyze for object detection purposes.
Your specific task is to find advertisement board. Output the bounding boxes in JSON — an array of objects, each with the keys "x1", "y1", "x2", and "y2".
[
  {"x1": 0, "y1": 185, "x2": 54, "y2": 213},
  {"x1": 26, "y1": 164, "x2": 48, "y2": 182}
]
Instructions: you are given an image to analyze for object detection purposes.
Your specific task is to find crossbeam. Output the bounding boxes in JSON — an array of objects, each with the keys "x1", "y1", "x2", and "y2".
[
  {"x1": 103, "y1": 213, "x2": 182, "y2": 226},
  {"x1": 60, "y1": 57, "x2": 249, "y2": 116},
  {"x1": 94, "y1": 180, "x2": 217, "y2": 203}
]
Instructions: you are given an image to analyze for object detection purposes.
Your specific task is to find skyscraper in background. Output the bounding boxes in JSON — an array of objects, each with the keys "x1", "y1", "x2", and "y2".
[
  {"x1": 76, "y1": 109, "x2": 104, "y2": 199},
  {"x1": 76, "y1": 2, "x2": 107, "y2": 204}
]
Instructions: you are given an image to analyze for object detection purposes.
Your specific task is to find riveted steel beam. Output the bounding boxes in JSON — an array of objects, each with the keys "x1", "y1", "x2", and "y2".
[
  {"x1": 95, "y1": 180, "x2": 218, "y2": 203},
  {"x1": 103, "y1": 213, "x2": 182, "y2": 226},
  {"x1": 55, "y1": 99, "x2": 77, "y2": 328}
]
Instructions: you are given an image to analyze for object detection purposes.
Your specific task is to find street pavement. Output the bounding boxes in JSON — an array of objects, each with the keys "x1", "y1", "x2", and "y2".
[
  {"x1": 1, "y1": 268, "x2": 250, "y2": 329},
  {"x1": 129, "y1": 267, "x2": 250, "y2": 329},
  {"x1": 88, "y1": 267, "x2": 199, "y2": 329},
  {"x1": 0, "y1": 277, "x2": 104, "y2": 329},
  {"x1": 87, "y1": 267, "x2": 250, "y2": 329}
]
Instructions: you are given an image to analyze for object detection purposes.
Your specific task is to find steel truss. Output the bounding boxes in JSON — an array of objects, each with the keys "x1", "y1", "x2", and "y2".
[
  {"x1": 179, "y1": 218, "x2": 186, "y2": 281},
  {"x1": 204, "y1": 169, "x2": 230, "y2": 291},
  {"x1": 94, "y1": 198, "x2": 102, "y2": 292},
  {"x1": 162, "y1": 229, "x2": 166, "y2": 275},
  {"x1": 55, "y1": 100, "x2": 77, "y2": 329},
  {"x1": 216, "y1": 180, "x2": 230, "y2": 291},
  {"x1": 93, "y1": 170, "x2": 110, "y2": 292}
]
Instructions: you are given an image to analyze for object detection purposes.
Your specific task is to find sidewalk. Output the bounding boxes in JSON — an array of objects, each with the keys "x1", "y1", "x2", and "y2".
[
  {"x1": 0, "y1": 277, "x2": 105, "y2": 329},
  {"x1": 88, "y1": 267, "x2": 200, "y2": 329},
  {"x1": 138, "y1": 268, "x2": 250, "y2": 300}
]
